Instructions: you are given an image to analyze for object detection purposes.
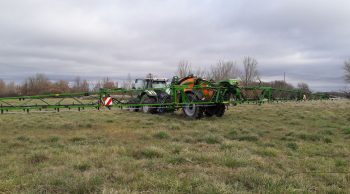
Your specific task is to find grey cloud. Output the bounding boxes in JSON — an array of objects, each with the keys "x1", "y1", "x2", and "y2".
[{"x1": 0, "y1": 0, "x2": 349, "y2": 91}]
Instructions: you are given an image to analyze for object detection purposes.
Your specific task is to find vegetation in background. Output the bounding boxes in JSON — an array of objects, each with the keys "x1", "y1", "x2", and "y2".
[
  {"x1": 0, "y1": 74, "x2": 119, "y2": 97},
  {"x1": 240, "y1": 56, "x2": 259, "y2": 86},
  {"x1": 2, "y1": 57, "x2": 349, "y2": 98},
  {"x1": 176, "y1": 57, "x2": 258, "y2": 85},
  {"x1": 345, "y1": 59, "x2": 350, "y2": 83}
]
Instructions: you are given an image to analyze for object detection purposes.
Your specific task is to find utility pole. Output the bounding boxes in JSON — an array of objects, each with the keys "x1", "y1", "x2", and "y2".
[{"x1": 283, "y1": 72, "x2": 286, "y2": 83}]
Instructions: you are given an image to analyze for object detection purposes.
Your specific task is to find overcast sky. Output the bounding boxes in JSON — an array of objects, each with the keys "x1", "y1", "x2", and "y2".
[{"x1": 0, "y1": 0, "x2": 349, "y2": 91}]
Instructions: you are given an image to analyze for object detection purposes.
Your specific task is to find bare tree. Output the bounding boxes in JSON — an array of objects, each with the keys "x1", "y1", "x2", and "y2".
[
  {"x1": 240, "y1": 57, "x2": 259, "y2": 86},
  {"x1": 297, "y1": 82, "x2": 311, "y2": 94},
  {"x1": 72, "y1": 77, "x2": 89, "y2": 92},
  {"x1": 208, "y1": 60, "x2": 240, "y2": 81},
  {"x1": 177, "y1": 60, "x2": 192, "y2": 78},
  {"x1": 21, "y1": 74, "x2": 51, "y2": 95},
  {"x1": 344, "y1": 59, "x2": 350, "y2": 83},
  {"x1": 56, "y1": 80, "x2": 70, "y2": 93},
  {"x1": 122, "y1": 73, "x2": 133, "y2": 89},
  {"x1": 344, "y1": 88, "x2": 350, "y2": 98},
  {"x1": 102, "y1": 77, "x2": 115, "y2": 89},
  {"x1": 269, "y1": 80, "x2": 294, "y2": 90},
  {"x1": 194, "y1": 66, "x2": 207, "y2": 78},
  {"x1": 80, "y1": 80, "x2": 89, "y2": 92},
  {"x1": 0, "y1": 79, "x2": 5, "y2": 96},
  {"x1": 50, "y1": 80, "x2": 70, "y2": 93},
  {"x1": 93, "y1": 80, "x2": 102, "y2": 92},
  {"x1": 268, "y1": 80, "x2": 295, "y2": 99},
  {"x1": 72, "y1": 76, "x2": 82, "y2": 92},
  {"x1": 6, "y1": 82, "x2": 18, "y2": 96},
  {"x1": 127, "y1": 73, "x2": 132, "y2": 84}
]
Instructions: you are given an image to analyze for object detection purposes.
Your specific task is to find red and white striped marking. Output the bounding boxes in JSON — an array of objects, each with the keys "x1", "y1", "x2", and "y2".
[{"x1": 103, "y1": 97, "x2": 113, "y2": 106}]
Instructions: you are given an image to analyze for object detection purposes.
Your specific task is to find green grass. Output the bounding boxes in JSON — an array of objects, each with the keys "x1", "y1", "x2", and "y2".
[
  {"x1": 0, "y1": 100, "x2": 350, "y2": 193},
  {"x1": 153, "y1": 131, "x2": 171, "y2": 139},
  {"x1": 343, "y1": 128, "x2": 350, "y2": 134}
]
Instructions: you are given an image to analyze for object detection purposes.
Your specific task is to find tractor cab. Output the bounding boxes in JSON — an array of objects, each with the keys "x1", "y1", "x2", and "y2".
[{"x1": 134, "y1": 78, "x2": 168, "y2": 89}]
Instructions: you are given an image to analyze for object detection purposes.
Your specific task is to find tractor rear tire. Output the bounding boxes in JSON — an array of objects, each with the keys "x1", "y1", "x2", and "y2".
[
  {"x1": 182, "y1": 93, "x2": 203, "y2": 119},
  {"x1": 215, "y1": 103, "x2": 226, "y2": 117},
  {"x1": 141, "y1": 95, "x2": 158, "y2": 114},
  {"x1": 204, "y1": 106, "x2": 216, "y2": 117}
]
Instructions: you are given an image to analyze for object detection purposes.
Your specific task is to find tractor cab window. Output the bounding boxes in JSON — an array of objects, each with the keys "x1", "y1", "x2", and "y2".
[
  {"x1": 152, "y1": 81, "x2": 167, "y2": 89},
  {"x1": 134, "y1": 79, "x2": 145, "y2": 89}
]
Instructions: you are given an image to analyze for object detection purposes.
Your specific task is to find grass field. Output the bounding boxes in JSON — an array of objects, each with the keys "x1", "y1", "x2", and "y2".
[{"x1": 0, "y1": 100, "x2": 349, "y2": 193}]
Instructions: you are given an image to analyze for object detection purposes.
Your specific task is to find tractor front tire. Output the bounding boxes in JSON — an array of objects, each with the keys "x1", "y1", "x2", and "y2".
[
  {"x1": 129, "y1": 106, "x2": 139, "y2": 112},
  {"x1": 141, "y1": 95, "x2": 158, "y2": 114}
]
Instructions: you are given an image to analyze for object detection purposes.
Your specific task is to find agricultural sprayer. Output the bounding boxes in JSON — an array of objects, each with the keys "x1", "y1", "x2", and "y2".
[{"x1": 0, "y1": 75, "x2": 329, "y2": 119}]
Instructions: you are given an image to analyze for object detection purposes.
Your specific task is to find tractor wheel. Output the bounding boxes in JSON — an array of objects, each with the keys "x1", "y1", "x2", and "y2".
[
  {"x1": 182, "y1": 92, "x2": 203, "y2": 119},
  {"x1": 129, "y1": 106, "x2": 139, "y2": 112},
  {"x1": 141, "y1": 95, "x2": 158, "y2": 114},
  {"x1": 157, "y1": 95, "x2": 174, "y2": 114},
  {"x1": 127, "y1": 98, "x2": 140, "y2": 112},
  {"x1": 215, "y1": 103, "x2": 226, "y2": 117},
  {"x1": 204, "y1": 105, "x2": 216, "y2": 117}
]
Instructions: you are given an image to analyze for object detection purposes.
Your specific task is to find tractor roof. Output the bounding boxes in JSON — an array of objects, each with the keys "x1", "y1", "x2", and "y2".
[{"x1": 136, "y1": 78, "x2": 168, "y2": 81}]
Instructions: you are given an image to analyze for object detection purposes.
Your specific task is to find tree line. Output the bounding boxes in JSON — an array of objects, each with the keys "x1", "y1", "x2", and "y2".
[
  {"x1": 345, "y1": 59, "x2": 350, "y2": 83},
  {"x1": 344, "y1": 59, "x2": 350, "y2": 98},
  {"x1": 3, "y1": 56, "x2": 349, "y2": 97},
  {"x1": 0, "y1": 74, "x2": 119, "y2": 97},
  {"x1": 176, "y1": 57, "x2": 258, "y2": 86},
  {"x1": 176, "y1": 56, "x2": 311, "y2": 94}
]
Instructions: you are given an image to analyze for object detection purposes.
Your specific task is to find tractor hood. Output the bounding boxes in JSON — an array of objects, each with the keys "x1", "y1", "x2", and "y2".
[{"x1": 219, "y1": 79, "x2": 239, "y2": 86}]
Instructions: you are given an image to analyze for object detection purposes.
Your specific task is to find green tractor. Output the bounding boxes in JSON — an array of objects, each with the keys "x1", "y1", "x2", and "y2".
[
  {"x1": 127, "y1": 75, "x2": 241, "y2": 119},
  {"x1": 128, "y1": 77, "x2": 171, "y2": 113}
]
